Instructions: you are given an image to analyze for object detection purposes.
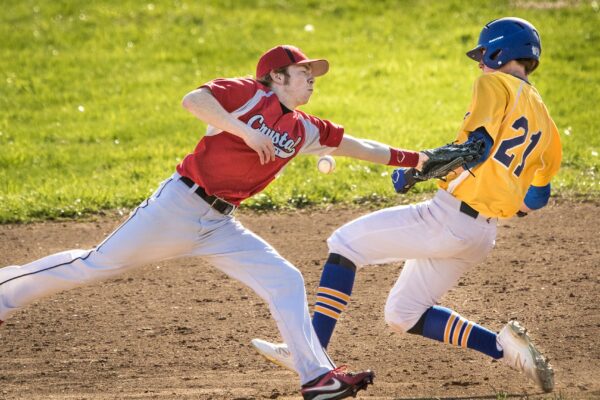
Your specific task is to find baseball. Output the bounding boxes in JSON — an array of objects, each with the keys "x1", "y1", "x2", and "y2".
[{"x1": 317, "y1": 155, "x2": 336, "y2": 174}]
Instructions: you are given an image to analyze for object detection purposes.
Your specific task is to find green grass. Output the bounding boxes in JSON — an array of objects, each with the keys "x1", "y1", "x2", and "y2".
[{"x1": 1, "y1": 0, "x2": 599, "y2": 222}]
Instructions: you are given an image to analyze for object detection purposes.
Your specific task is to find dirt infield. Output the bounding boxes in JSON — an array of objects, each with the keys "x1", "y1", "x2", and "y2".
[{"x1": 1, "y1": 199, "x2": 599, "y2": 399}]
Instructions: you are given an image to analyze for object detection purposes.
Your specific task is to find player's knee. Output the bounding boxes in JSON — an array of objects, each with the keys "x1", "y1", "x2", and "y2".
[
  {"x1": 277, "y1": 263, "x2": 306, "y2": 293},
  {"x1": 326, "y1": 229, "x2": 359, "y2": 267},
  {"x1": 89, "y1": 248, "x2": 130, "y2": 271},
  {"x1": 288, "y1": 266, "x2": 305, "y2": 286},
  {"x1": 384, "y1": 298, "x2": 424, "y2": 334},
  {"x1": 384, "y1": 306, "x2": 415, "y2": 333},
  {"x1": 326, "y1": 229, "x2": 344, "y2": 252}
]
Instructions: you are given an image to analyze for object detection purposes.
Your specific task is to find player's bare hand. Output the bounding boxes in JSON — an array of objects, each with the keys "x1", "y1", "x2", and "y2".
[
  {"x1": 519, "y1": 203, "x2": 532, "y2": 213},
  {"x1": 416, "y1": 152, "x2": 429, "y2": 171},
  {"x1": 242, "y1": 128, "x2": 276, "y2": 164}
]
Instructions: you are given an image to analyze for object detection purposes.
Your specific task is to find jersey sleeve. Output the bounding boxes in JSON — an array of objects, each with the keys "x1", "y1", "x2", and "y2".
[
  {"x1": 531, "y1": 121, "x2": 562, "y2": 186},
  {"x1": 462, "y1": 74, "x2": 510, "y2": 140},
  {"x1": 200, "y1": 78, "x2": 259, "y2": 113},
  {"x1": 299, "y1": 114, "x2": 345, "y2": 155}
]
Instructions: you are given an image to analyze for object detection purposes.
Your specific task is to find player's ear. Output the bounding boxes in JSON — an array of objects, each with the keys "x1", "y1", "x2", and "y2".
[{"x1": 269, "y1": 70, "x2": 283, "y2": 85}]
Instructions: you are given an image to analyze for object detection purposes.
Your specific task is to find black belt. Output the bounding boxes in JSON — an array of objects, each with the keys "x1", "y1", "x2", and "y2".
[
  {"x1": 180, "y1": 176, "x2": 236, "y2": 215},
  {"x1": 459, "y1": 201, "x2": 480, "y2": 219}
]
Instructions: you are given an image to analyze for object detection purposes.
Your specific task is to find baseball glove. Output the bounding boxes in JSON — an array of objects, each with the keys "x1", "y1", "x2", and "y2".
[
  {"x1": 418, "y1": 139, "x2": 486, "y2": 180},
  {"x1": 392, "y1": 139, "x2": 485, "y2": 194}
]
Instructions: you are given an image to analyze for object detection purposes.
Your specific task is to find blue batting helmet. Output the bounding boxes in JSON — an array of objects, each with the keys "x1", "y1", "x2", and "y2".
[{"x1": 466, "y1": 17, "x2": 541, "y2": 72}]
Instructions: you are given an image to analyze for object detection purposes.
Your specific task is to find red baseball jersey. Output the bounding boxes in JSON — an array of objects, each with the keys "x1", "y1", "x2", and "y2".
[{"x1": 176, "y1": 78, "x2": 344, "y2": 205}]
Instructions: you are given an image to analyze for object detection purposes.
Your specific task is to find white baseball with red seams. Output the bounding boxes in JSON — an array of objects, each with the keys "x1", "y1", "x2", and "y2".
[{"x1": 317, "y1": 155, "x2": 336, "y2": 174}]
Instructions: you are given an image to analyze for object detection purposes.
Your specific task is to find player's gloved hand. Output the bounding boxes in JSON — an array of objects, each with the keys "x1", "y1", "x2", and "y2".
[
  {"x1": 419, "y1": 139, "x2": 485, "y2": 180},
  {"x1": 392, "y1": 168, "x2": 421, "y2": 194},
  {"x1": 393, "y1": 140, "x2": 486, "y2": 194}
]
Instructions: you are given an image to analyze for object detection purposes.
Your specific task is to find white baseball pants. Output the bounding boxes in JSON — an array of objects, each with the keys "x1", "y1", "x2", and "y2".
[
  {"x1": 0, "y1": 173, "x2": 331, "y2": 384},
  {"x1": 327, "y1": 189, "x2": 497, "y2": 333}
]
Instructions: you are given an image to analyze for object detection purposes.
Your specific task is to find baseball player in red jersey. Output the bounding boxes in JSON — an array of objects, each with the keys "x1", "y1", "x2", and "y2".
[
  {"x1": 0, "y1": 45, "x2": 427, "y2": 399},
  {"x1": 253, "y1": 20, "x2": 560, "y2": 394}
]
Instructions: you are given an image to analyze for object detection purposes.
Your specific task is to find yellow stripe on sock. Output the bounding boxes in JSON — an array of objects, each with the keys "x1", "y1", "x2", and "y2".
[
  {"x1": 318, "y1": 287, "x2": 351, "y2": 302},
  {"x1": 452, "y1": 318, "x2": 465, "y2": 346},
  {"x1": 316, "y1": 296, "x2": 346, "y2": 311},
  {"x1": 314, "y1": 305, "x2": 339, "y2": 319},
  {"x1": 444, "y1": 313, "x2": 458, "y2": 344},
  {"x1": 461, "y1": 322, "x2": 474, "y2": 348}
]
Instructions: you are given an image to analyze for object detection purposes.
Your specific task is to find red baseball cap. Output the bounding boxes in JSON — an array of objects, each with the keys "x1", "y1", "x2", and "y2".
[{"x1": 256, "y1": 45, "x2": 329, "y2": 79}]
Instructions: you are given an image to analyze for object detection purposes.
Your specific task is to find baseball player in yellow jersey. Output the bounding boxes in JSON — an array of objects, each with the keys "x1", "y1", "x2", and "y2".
[
  {"x1": 252, "y1": 17, "x2": 561, "y2": 394},
  {"x1": 441, "y1": 62, "x2": 562, "y2": 219}
]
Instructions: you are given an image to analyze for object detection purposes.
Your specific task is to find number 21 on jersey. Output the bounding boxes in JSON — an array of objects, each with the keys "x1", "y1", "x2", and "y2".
[{"x1": 493, "y1": 116, "x2": 542, "y2": 177}]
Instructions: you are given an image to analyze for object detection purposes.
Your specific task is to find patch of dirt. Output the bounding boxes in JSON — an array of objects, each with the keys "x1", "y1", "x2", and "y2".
[{"x1": 1, "y1": 199, "x2": 599, "y2": 399}]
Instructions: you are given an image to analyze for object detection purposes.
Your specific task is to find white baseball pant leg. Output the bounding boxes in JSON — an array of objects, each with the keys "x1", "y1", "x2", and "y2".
[
  {"x1": 0, "y1": 175, "x2": 186, "y2": 321},
  {"x1": 187, "y1": 215, "x2": 332, "y2": 383},
  {"x1": 0, "y1": 173, "x2": 331, "y2": 384},
  {"x1": 327, "y1": 189, "x2": 497, "y2": 333}
]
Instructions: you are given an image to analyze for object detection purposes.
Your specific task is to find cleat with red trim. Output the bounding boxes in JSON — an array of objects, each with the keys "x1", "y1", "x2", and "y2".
[{"x1": 301, "y1": 366, "x2": 374, "y2": 400}]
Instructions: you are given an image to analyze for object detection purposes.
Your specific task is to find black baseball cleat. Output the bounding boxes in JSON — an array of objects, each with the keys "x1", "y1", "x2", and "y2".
[{"x1": 301, "y1": 366, "x2": 374, "y2": 400}]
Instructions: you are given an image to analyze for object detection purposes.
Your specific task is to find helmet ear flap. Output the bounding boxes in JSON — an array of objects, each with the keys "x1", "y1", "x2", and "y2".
[
  {"x1": 483, "y1": 48, "x2": 504, "y2": 68},
  {"x1": 488, "y1": 49, "x2": 503, "y2": 61}
]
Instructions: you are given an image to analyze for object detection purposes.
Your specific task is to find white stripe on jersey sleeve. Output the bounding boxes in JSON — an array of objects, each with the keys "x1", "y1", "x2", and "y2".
[{"x1": 297, "y1": 116, "x2": 336, "y2": 156}]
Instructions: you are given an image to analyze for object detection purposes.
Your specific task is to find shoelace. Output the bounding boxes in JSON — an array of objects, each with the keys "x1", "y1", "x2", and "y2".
[
  {"x1": 302, "y1": 366, "x2": 350, "y2": 389},
  {"x1": 331, "y1": 365, "x2": 352, "y2": 376}
]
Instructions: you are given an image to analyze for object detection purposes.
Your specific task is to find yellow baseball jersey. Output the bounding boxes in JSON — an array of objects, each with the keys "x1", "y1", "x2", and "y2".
[{"x1": 439, "y1": 72, "x2": 562, "y2": 218}]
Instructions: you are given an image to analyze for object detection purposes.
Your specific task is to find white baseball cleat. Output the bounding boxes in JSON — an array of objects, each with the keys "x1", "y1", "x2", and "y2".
[
  {"x1": 497, "y1": 320, "x2": 554, "y2": 393},
  {"x1": 251, "y1": 338, "x2": 296, "y2": 372}
]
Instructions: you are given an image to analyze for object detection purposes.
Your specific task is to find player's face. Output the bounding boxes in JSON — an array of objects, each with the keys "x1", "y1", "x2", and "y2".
[
  {"x1": 283, "y1": 64, "x2": 314, "y2": 106},
  {"x1": 480, "y1": 61, "x2": 496, "y2": 74}
]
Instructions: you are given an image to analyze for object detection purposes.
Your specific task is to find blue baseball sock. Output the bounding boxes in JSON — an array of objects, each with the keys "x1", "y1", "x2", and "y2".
[
  {"x1": 408, "y1": 305, "x2": 503, "y2": 359},
  {"x1": 312, "y1": 253, "x2": 356, "y2": 348}
]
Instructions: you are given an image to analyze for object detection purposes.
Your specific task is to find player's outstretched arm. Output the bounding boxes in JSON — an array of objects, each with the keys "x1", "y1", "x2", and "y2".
[
  {"x1": 391, "y1": 134, "x2": 489, "y2": 194},
  {"x1": 181, "y1": 88, "x2": 275, "y2": 164},
  {"x1": 331, "y1": 134, "x2": 428, "y2": 170}
]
